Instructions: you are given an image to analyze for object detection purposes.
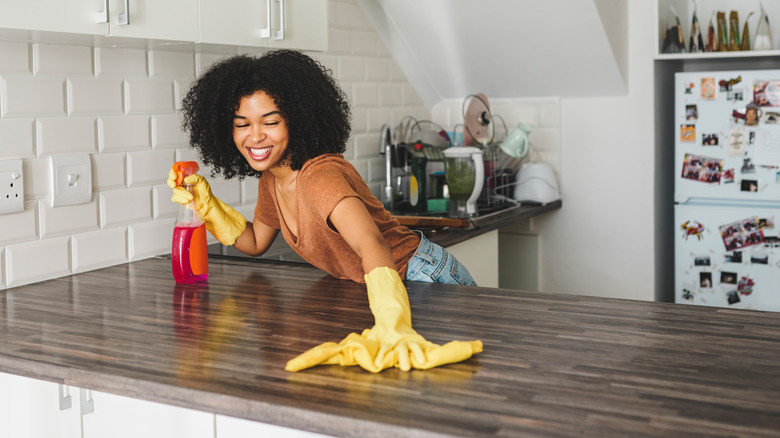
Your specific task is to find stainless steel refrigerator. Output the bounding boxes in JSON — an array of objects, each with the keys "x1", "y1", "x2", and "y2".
[{"x1": 675, "y1": 69, "x2": 780, "y2": 312}]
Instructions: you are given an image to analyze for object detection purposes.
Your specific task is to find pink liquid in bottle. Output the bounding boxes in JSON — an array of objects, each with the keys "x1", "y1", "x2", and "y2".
[{"x1": 172, "y1": 222, "x2": 209, "y2": 283}]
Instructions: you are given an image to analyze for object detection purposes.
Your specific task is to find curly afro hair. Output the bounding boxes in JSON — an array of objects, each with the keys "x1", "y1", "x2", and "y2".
[{"x1": 181, "y1": 50, "x2": 352, "y2": 179}]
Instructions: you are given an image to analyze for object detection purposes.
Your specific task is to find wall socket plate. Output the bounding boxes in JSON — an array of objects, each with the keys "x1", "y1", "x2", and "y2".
[
  {"x1": 0, "y1": 159, "x2": 24, "y2": 215},
  {"x1": 50, "y1": 154, "x2": 92, "y2": 207}
]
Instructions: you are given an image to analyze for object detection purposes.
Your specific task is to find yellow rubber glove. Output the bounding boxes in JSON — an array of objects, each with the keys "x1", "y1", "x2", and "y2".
[
  {"x1": 167, "y1": 169, "x2": 247, "y2": 246},
  {"x1": 285, "y1": 267, "x2": 483, "y2": 373}
]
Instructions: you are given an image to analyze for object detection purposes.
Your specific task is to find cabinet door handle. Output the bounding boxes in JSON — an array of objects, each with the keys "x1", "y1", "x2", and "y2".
[
  {"x1": 80, "y1": 388, "x2": 95, "y2": 416},
  {"x1": 95, "y1": 0, "x2": 109, "y2": 23},
  {"x1": 58, "y1": 384, "x2": 72, "y2": 411},
  {"x1": 271, "y1": 0, "x2": 285, "y2": 40},
  {"x1": 118, "y1": 0, "x2": 130, "y2": 25},
  {"x1": 260, "y1": 0, "x2": 271, "y2": 38}
]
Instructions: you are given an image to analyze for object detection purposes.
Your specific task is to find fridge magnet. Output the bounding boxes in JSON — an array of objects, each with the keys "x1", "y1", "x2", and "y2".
[
  {"x1": 681, "y1": 153, "x2": 722, "y2": 183},
  {"x1": 745, "y1": 103, "x2": 762, "y2": 126},
  {"x1": 737, "y1": 275, "x2": 755, "y2": 295},
  {"x1": 764, "y1": 235, "x2": 780, "y2": 247},
  {"x1": 701, "y1": 77, "x2": 716, "y2": 99},
  {"x1": 757, "y1": 217, "x2": 775, "y2": 229},
  {"x1": 754, "y1": 80, "x2": 780, "y2": 107},
  {"x1": 728, "y1": 128, "x2": 746, "y2": 156},
  {"x1": 719, "y1": 217, "x2": 765, "y2": 251},
  {"x1": 727, "y1": 290, "x2": 741, "y2": 304},
  {"x1": 699, "y1": 272, "x2": 712, "y2": 288},
  {"x1": 681, "y1": 288, "x2": 694, "y2": 300},
  {"x1": 741, "y1": 157, "x2": 756, "y2": 173},
  {"x1": 680, "y1": 124, "x2": 696, "y2": 142},
  {"x1": 761, "y1": 111, "x2": 780, "y2": 124},
  {"x1": 702, "y1": 133, "x2": 718, "y2": 145},
  {"x1": 720, "y1": 271, "x2": 737, "y2": 284},
  {"x1": 725, "y1": 251, "x2": 743, "y2": 263},
  {"x1": 685, "y1": 82, "x2": 695, "y2": 94},
  {"x1": 740, "y1": 179, "x2": 758, "y2": 192},
  {"x1": 750, "y1": 248, "x2": 769, "y2": 264},
  {"x1": 694, "y1": 255, "x2": 711, "y2": 266},
  {"x1": 686, "y1": 104, "x2": 698, "y2": 120},
  {"x1": 719, "y1": 76, "x2": 742, "y2": 91},
  {"x1": 749, "y1": 131, "x2": 756, "y2": 145},
  {"x1": 727, "y1": 87, "x2": 744, "y2": 102},
  {"x1": 681, "y1": 220, "x2": 705, "y2": 240},
  {"x1": 723, "y1": 168, "x2": 735, "y2": 183}
]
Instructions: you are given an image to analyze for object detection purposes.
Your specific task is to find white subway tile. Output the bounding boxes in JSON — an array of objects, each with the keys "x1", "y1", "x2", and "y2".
[
  {"x1": 538, "y1": 101, "x2": 561, "y2": 126},
  {"x1": 196, "y1": 52, "x2": 235, "y2": 75},
  {"x1": 334, "y1": 2, "x2": 368, "y2": 29},
  {"x1": 150, "y1": 50, "x2": 195, "y2": 78},
  {"x1": 365, "y1": 107, "x2": 392, "y2": 133},
  {"x1": 101, "y1": 115, "x2": 151, "y2": 152},
  {"x1": 129, "y1": 218, "x2": 174, "y2": 260},
  {"x1": 209, "y1": 176, "x2": 241, "y2": 205},
  {"x1": 101, "y1": 187, "x2": 152, "y2": 228},
  {"x1": 97, "y1": 47, "x2": 148, "y2": 77},
  {"x1": 153, "y1": 114, "x2": 188, "y2": 149},
  {"x1": 379, "y1": 83, "x2": 402, "y2": 106},
  {"x1": 2, "y1": 77, "x2": 66, "y2": 117},
  {"x1": 351, "y1": 105, "x2": 367, "y2": 132},
  {"x1": 40, "y1": 200, "x2": 99, "y2": 238},
  {"x1": 6, "y1": 237, "x2": 71, "y2": 288},
  {"x1": 0, "y1": 201, "x2": 37, "y2": 245},
  {"x1": 353, "y1": 132, "x2": 378, "y2": 159},
  {"x1": 350, "y1": 31, "x2": 377, "y2": 56},
  {"x1": 35, "y1": 44, "x2": 93, "y2": 76},
  {"x1": 353, "y1": 83, "x2": 378, "y2": 107},
  {"x1": 388, "y1": 60, "x2": 405, "y2": 82},
  {"x1": 153, "y1": 184, "x2": 178, "y2": 219},
  {"x1": 72, "y1": 227, "x2": 128, "y2": 273},
  {"x1": 126, "y1": 79, "x2": 175, "y2": 114},
  {"x1": 365, "y1": 58, "x2": 389, "y2": 81},
  {"x1": 402, "y1": 83, "x2": 423, "y2": 106},
  {"x1": 25, "y1": 158, "x2": 50, "y2": 199},
  {"x1": 0, "y1": 41, "x2": 31, "y2": 74},
  {"x1": 36, "y1": 117, "x2": 97, "y2": 155},
  {"x1": 338, "y1": 57, "x2": 364, "y2": 81},
  {"x1": 241, "y1": 178, "x2": 259, "y2": 205},
  {"x1": 0, "y1": 118, "x2": 34, "y2": 158},
  {"x1": 328, "y1": 28, "x2": 351, "y2": 54},
  {"x1": 67, "y1": 78, "x2": 124, "y2": 115},
  {"x1": 128, "y1": 149, "x2": 175, "y2": 187},
  {"x1": 92, "y1": 152, "x2": 126, "y2": 190},
  {"x1": 530, "y1": 127, "x2": 561, "y2": 153}
]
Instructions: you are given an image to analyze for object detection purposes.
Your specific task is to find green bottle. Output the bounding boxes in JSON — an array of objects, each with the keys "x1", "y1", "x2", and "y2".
[{"x1": 409, "y1": 142, "x2": 427, "y2": 212}]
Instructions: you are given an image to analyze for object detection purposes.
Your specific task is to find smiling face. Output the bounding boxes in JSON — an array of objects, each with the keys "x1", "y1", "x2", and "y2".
[{"x1": 233, "y1": 91, "x2": 290, "y2": 175}]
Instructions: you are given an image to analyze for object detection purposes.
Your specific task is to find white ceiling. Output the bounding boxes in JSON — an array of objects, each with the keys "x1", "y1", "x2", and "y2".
[{"x1": 359, "y1": 0, "x2": 628, "y2": 110}]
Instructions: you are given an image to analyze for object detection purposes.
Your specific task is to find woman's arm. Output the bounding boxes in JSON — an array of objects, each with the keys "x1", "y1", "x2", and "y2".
[
  {"x1": 232, "y1": 219, "x2": 280, "y2": 257},
  {"x1": 328, "y1": 196, "x2": 396, "y2": 274}
]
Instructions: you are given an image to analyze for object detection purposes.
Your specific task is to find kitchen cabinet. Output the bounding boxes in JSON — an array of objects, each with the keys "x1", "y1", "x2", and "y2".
[
  {"x1": 446, "y1": 229, "x2": 498, "y2": 287},
  {"x1": 0, "y1": 0, "x2": 109, "y2": 36},
  {"x1": 198, "y1": 0, "x2": 327, "y2": 51},
  {"x1": 216, "y1": 415, "x2": 332, "y2": 437},
  {"x1": 105, "y1": 0, "x2": 199, "y2": 42},
  {"x1": 0, "y1": 372, "x2": 81, "y2": 438}
]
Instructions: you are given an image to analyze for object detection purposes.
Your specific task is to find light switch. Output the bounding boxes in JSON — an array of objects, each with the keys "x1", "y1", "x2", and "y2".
[{"x1": 50, "y1": 154, "x2": 92, "y2": 207}]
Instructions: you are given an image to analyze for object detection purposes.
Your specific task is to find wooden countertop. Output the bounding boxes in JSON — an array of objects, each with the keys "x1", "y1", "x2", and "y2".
[{"x1": 1, "y1": 256, "x2": 779, "y2": 437}]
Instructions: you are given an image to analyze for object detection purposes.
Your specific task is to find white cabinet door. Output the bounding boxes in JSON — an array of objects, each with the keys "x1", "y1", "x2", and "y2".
[
  {"x1": 107, "y1": 0, "x2": 199, "y2": 42},
  {"x1": 447, "y1": 229, "x2": 499, "y2": 287},
  {"x1": 0, "y1": 0, "x2": 109, "y2": 35},
  {"x1": 268, "y1": 0, "x2": 328, "y2": 52},
  {"x1": 81, "y1": 390, "x2": 214, "y2": 438},
  {"x1": 199, "y1": 0, "x2": 271, "y2": 47},
  {"x1": 0, "y1": 372, "x2": 81, "y2": 438},
  {"x1": 216, "y1": 414, "x2": 333, "y2": 437}
]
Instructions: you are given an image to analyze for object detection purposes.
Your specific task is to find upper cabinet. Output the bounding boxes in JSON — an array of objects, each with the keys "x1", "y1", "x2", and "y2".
[
  {"x1": 199, "y1": 0, "x2": 327, "y2": 51},
  {"x1": 0, "y1": 0, "x2": 327, "y2": 51}
]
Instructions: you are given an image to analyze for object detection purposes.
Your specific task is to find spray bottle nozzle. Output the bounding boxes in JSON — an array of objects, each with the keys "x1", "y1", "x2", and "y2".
[{"x1": 172, "y1": 161, "x2": 200, "y2": 187}]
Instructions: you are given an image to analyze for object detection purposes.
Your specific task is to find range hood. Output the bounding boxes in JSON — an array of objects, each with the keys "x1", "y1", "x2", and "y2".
[{"x1": 358, "y1": 0, "x2": 628, "y2": 109}]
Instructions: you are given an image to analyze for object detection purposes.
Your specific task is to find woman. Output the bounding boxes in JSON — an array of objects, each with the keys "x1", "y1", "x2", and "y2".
[{"x1": 170, "y1": 49, "x2": 475, "y2": 287}]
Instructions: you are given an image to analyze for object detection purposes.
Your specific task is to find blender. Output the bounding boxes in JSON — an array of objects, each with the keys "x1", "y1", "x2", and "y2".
[{"x1": 443, "y1": 147, "x2": 484, "y2": 218}]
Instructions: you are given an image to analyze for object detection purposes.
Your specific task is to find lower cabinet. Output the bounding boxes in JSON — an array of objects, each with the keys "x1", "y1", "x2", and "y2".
[
  {"x1": 0, "y1": 372, "x2": 81, "y2": 438},
  {"x1": 216, "y1": 415, "x2": 332, "y2": 437},
  {"x1": 446, "y1": 229, "x2": 499, "y2": 287}
]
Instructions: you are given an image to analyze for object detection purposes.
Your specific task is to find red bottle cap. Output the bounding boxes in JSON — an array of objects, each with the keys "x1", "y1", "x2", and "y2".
[{"x1": 172, "y1": 161, "x2": 200, "y2": 187}]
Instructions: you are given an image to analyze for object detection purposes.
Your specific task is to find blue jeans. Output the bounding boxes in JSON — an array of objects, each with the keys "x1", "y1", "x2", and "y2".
[{"x1": 406, "y1": 233, "x2": 477, "y2": 286}]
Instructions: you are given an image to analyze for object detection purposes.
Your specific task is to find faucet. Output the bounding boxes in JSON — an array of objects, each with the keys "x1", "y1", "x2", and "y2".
[{"x1": 379, "y1": 124, "x2": 394, "y2": 211}]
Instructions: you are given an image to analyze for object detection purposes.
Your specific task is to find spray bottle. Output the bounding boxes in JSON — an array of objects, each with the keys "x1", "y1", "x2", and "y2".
[{"x1": 171, "y1": 161, "x2": 208, "y2": 283}]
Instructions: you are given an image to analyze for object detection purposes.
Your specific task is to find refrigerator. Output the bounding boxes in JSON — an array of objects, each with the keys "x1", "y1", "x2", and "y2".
[{"x1": 675, "y1": 69, "x2": 780, "y2": 312}]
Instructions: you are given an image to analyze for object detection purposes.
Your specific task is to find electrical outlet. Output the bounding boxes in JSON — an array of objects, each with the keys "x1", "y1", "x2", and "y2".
[
  {"x1": 0, "y1": 159, "x2": 24, "y2": 215},
  {"x1": 50, "y1": 154, "x2": 92, "y2": 207}
]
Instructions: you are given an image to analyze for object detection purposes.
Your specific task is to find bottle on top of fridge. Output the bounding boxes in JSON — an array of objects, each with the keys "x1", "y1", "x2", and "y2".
[{"x1": 171, "y1": 161, "x2": 208, "y2": 283}]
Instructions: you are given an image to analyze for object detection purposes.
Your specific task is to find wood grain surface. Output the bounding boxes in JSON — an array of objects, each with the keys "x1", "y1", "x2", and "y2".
[{"x1": 1, "y1": 255, "x2": 779, "y2": 437}]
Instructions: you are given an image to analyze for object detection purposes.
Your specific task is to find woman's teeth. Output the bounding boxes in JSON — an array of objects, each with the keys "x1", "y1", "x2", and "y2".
[{"x1": 248, "y1": 147, "x2": 272, "y2": 159}]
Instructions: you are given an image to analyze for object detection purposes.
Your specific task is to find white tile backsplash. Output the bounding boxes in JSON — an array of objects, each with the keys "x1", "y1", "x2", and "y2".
[
  {"x1": 2, "y1": 77, "x2": 66, "y2": 117},
  {"x1": 101, "y1": 187, "x2": 153, "y2": 228},
  {"x1": 0, "y1": 118, "x2": 34, "y2": 158},
  {"x1": 0, "y1": 202, "x2": 37, "y2": 244},
  {"x1": 153, "y1": 114, "x2": 188, "y2": 149},
  {"x1": 125, "y1": 79, "x2": 175, "y2": 114},
  {"x1": 92, "y1": 152, "x2": 126, "y2": 190},
  {"x1": 101, "y1": 115, "x2": 151, "y2": 151},
  {"x1": 40, "y1": 200, "x2": 99, "y2": 238},
  {"x1": 128, "y1": 218, "x2": 173, "y2": 261},
  {"x1": 153, "y1": 184, "x2": 178, "y2": 220},
  {"x1": 35, "y1": 44, "x2": 93, "y2": 77},
  {"x1": 72, "y1": 227, "x2": 128, "y2": 273},
  {"x1": 67, "y1": 78, "x2": 124, "y2": 115},
  {"x1": 0, "y1": 41, "x2": 30, "y2": 74},
  {"x1": 127, "y1": 149, "x2": 175, "y2": 187},
  {"x1": 36, "y1": 117, "x2": 98, "y2": 155},
  {"x1": 6, "y1": 237, "x2": 70, "y2": 288},
  {"x1": 150, "y1": 50, "x2": 195, "y2": 78},
  {"x1": 97, "y1": 47, "x2": 148, "y2": 77}
]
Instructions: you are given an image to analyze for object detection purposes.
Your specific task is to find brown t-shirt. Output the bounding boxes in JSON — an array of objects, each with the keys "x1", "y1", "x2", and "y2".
[{"x1": 255, "y1": 154, "x2": 420, "y2": 283}]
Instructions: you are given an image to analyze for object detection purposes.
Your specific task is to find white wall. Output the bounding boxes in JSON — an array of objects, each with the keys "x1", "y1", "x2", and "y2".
[
  {"x1": 0, "y1": 0, "x2": 429, "y2": 289},
  {"x1": 535, "y1": 1, "x2": 657, "y2": 300}
]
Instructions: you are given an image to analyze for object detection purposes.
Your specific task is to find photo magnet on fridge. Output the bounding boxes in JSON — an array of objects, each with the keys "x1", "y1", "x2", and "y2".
[
  {"x1": 681, "y1": 124, "x2": 696, "y2": 142},
  {"x1": 701, "y1": 77, "x2": 716, "y2": 99},
  {"x1": 681, "y1": 153, "x2": 723, "y2": 184}
]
